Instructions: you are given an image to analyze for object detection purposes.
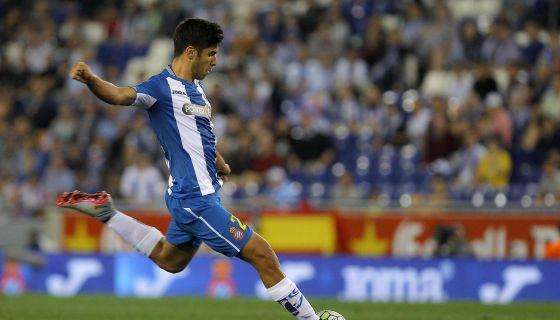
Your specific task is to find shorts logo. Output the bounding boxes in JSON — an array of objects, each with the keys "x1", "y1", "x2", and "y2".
[{"x1": 229, "y1": 227, "x2": 244, "y2": 241}]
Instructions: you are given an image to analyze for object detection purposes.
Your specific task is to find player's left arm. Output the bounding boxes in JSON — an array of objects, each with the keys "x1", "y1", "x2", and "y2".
[{"x1": 216, "y1": 151, "x2": 231, "y2": 180}]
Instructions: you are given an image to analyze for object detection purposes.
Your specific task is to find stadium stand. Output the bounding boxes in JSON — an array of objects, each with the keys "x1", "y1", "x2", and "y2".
[{"x1": 1, "y1": 0, "x2": 560, "y2": 217}]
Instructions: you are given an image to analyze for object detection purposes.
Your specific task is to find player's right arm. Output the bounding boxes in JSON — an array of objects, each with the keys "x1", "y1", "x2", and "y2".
[{"x1": 69, "y1": 61, "x2": 136, "y2": 106}]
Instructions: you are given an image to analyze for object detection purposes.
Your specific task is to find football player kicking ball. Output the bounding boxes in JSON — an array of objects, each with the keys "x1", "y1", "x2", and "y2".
[{"x1": 60, "y1": 18, "x2": 322, "y2": 319}]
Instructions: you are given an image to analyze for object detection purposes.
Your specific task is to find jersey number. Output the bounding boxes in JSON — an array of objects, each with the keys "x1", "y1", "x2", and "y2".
[{"x1": 230, "y1": 215, "x2": 247, "y2": 231}]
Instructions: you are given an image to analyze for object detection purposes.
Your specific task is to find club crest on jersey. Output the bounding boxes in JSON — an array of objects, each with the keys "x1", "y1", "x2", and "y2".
[
  {"x1": 229, "y1": 227, "x2": 244, "y2": 241},
  {"x1": 182, "y1": 102, "x2": 211, "y2": 118}
]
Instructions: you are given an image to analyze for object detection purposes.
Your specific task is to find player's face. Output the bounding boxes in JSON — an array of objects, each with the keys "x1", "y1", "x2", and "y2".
[{"x1": 193, "y1": 46, "x2": 218, "y2": 80}]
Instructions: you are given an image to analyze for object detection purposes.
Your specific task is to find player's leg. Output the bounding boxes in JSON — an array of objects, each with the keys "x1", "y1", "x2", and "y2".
[
  {"x1": 239, "y1": 233, "x2": 319, "y2": 320},
  {"x1": 149, "y1": 239, "x2": 197, "y2": 273},
  {"x1": 238, "y1": 233, "x2": 284, "y2": 286},
  {"x1": 56, "y1": 191, "x2": 196, "y2": 273},
  {"x1": 182, "y1": 195, "x2": 319, "y2": 320}
]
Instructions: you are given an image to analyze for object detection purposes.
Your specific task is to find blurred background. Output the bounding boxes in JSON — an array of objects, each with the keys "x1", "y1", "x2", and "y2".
[{"x1": 1, "y1": 0, "x2": 560, "y2": 305}]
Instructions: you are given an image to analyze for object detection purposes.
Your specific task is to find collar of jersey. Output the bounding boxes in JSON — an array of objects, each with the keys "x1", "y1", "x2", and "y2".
[{"x1": 166, "y1": 65, "x2": 197, "y2": 86}]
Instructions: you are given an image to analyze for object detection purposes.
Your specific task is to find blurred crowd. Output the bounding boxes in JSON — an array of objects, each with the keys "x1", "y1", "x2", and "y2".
[{"x1": 2, "y1": 0, "x2": 560, "y2": 217}]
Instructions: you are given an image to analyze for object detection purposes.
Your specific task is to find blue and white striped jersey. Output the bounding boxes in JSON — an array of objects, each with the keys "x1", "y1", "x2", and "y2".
[{"x1": 132, "y1": 66, "x2": 221, "y2": 198}]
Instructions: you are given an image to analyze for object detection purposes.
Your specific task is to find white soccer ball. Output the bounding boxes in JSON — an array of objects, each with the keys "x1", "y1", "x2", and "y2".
[{"x1": 318, "y1": 310, "x2": 346, "y2": 320}]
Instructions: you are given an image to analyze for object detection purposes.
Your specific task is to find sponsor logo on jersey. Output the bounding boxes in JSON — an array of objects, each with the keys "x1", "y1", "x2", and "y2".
[
  {"x1": 229, "y1": 227, "x2": 244, "y2": 241},
  {"x1": 182, "y1": 102, "x2": 211, "y2": 118}
]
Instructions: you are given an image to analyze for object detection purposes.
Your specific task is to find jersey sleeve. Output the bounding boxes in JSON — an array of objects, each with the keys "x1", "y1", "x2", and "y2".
[{"x1": 131, "y1": 75, "x2": 159, "y2": 109}]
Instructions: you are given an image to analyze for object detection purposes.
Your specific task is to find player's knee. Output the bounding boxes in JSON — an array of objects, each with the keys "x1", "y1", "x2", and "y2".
[
  {"x1": 154, "y1": 254, "x2": 189, "y2": 273},
  {"x1": 160, "y1": 261, "x2": 187, "y2": 274},
  {"x1": 151, "y1": 240, "x2": 193, "y2": 274}
]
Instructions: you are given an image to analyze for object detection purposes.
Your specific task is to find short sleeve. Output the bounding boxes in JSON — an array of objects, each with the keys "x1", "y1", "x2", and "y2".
[{"x1": 131, "y1": 75, "x2": 159, "y2": 109}]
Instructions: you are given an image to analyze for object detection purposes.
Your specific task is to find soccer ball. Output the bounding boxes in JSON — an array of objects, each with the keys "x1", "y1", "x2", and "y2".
[{"x1": 318, "y1": 310, "x2": 346, "y2": 320}]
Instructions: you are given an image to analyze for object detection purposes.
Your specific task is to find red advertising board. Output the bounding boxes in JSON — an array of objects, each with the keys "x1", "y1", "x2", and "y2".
[
  {"x1": 336, "y1": 213, "x2": 560, "y2": 259},
  {"x1": 62, "y1": 208, "x2": 560, "y2": 259},
  {"x1": 63, "y1": 210, "x2": 171, "y2": 252}
]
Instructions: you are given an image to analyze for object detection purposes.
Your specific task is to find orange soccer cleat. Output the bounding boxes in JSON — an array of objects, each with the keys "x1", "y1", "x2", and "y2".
[{"x1": 56, "y1": 190, "x2": 116, "y2": 222}]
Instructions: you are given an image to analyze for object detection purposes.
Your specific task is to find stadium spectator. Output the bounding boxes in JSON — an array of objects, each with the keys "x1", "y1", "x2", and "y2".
[
  {"x1": 119, "y1": 152, "x2": 165, "y2": 204},
  {"x1": 540, "y1": 75, "x2": 560, "y2": 121},
  {"x1": 450, "y1": 131, "x2": 486, "y2": 194},
  {"x1": 433, "y1": 224, "x2": 473, "y2": 258},
  {"x1": 123, "y1": 114, "x2": 161, "y2": 156},
  {"x1": 484, "y1": 92, "x2": 513, "y2": 148},
  {"x1": 472, "y1": 62, "x2": 499, "y2": 100},
  {"x1": 451, "y1": 18, "x2": 484, "y2": 63},
  {"x1": 0, "y1": 260, "x2": 26, "y2": 295},
  {"x1": 475, "y1": 136, "x2": 512, "y2": 191},
  {"x1": 330, "y1": 171, "x2": 362, "y2": 200},
  {"x1": 50, "y1": 104, "x2": 78, "y2": 142},
  {"x1": 19, "y1": 176, "x2": 47, "y2": 218},
  {"x1": 539, "y1": 152, "x2": 560, "y2": 198},
  {"x1": 42, "y1": 154, "x2": 76, "y2": 197},
  {"x1": 288, "y1": 115, "x2": 333, "y2": 162},
  {"x1": 421, "y1": 174, "x2": 451, "y2": 209},
  {"x1": 536, "y1": 117, "x2": 560, "y2": 156},
  {"x1": 421, "y1": 48, "x2": 455, "y2": 98},
  {"x1": 250, "y1": 132, "x2": 284, "y2": 173},
  {"x1": 262, "y1": 167, "x2": 300, "y2": 209},
  {"x1": 481, "y1": 17, "x2": 522, "y2": 67},
  {"x1": 508, "y1": 83, "x2": 532, "y2": 131},
  {"x1": 404, "y1": 91, "x2": 431, "y2": 148},
  {"x1": 424, "y1": 97, "x2": 460, "y2": 163},
  {"x1": 521, "y1": 20, "x2": 546, "y2": 65},
  {"x1": 511, "y1": 119, "x2": 541, "y2": 185}
]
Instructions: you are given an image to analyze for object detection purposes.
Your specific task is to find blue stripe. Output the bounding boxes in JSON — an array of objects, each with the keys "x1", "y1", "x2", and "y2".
[
  {"x1": 184, "y1": 81, "x2": 220, "y2": 192},
  {"x1": 185, "y1": 86, "x2": 205, "y2": 105},
  {"x1": 195, "y1": 116, "x2": 220, "y2": 190}
]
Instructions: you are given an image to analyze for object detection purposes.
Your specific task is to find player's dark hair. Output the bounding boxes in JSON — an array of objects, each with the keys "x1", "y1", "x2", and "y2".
[{"x1": 173, "y1": 18, "x2": 224, "y2": 57}]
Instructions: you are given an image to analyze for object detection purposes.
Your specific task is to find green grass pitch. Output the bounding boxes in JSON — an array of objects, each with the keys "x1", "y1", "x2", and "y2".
[{"x1": 1, "y1": 295, "x2": 559, "y2": 320}]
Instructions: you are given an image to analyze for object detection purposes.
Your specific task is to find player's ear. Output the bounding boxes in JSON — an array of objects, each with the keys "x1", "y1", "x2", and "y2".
[{"x1": 185, "y1": 46, "x2": 197, "y2": 60}]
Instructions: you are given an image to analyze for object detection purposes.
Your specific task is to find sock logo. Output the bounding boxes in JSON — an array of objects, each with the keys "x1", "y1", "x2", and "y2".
[
  {"x1": 288, "y1": 288, "x2": 304, "y2": 309},
  {"x1": 278, "y1": 297, "x2": 300, "y2": 316},
  {"x1": 277, "y1": 288, "x2": 304, "y2": 316}
]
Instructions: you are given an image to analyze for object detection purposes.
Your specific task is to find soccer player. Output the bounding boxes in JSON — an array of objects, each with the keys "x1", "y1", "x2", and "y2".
[{"x1": 61, "y1": 18, "x2": 320, "y2": 319}]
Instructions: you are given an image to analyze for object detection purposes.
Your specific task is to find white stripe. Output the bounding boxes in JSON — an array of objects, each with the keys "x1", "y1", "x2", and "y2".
[
  {"x1": 164, "y1": 158, "x2": 173, "y2": 194},
  {"x1": 183, "y1": 208, "x2": 240, "y2": 252},
  {"x1": 167, "y1": 77, "x2": 215, "y2": 195},
  {"x1": 195, "y1": 81, "x2": 210, "y2": 106},
  {"x1": 164, "y1": 158, "x2": 173, "y2": 188}
]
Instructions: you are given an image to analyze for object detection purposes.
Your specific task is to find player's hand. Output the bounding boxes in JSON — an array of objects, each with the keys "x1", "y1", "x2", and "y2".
[
  {"x1": 69, "y1": 61, "x2": 95, "y2": 84},
  {"x1": 218, "y1": 163, "x2": 231, "y2": 181},
  {"x1": 216, "y1": 152, "x2": 231, "y2": 181}
]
